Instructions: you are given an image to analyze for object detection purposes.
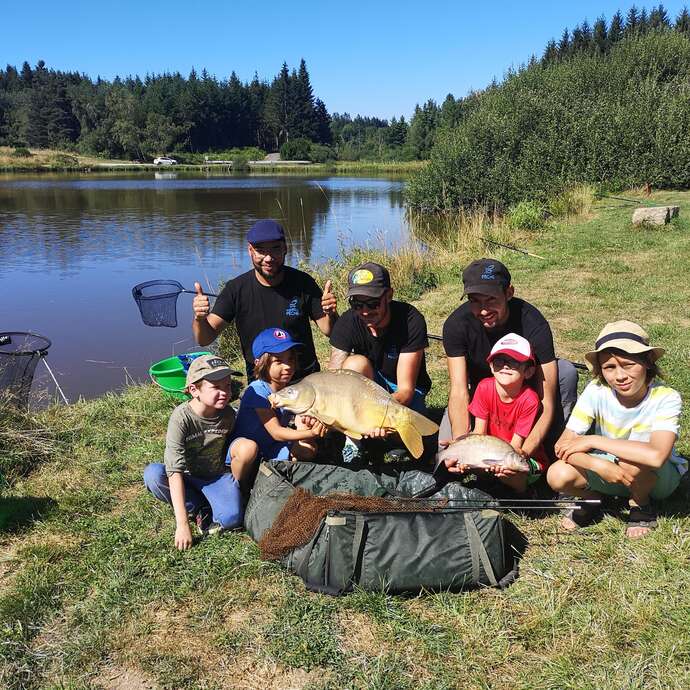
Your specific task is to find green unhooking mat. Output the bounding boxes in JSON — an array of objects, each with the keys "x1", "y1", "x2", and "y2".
[{"x1": 244, "y1": 461, "x2": 522, "y2": 595}]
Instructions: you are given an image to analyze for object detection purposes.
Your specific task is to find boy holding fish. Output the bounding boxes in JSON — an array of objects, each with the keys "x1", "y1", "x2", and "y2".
[{"x1": 442, "y1": 333, "x2": 549, "y2": 493}]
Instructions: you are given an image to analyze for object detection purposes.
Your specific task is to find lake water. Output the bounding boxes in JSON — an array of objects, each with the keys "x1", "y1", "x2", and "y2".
[{"x1": 0, "y1": 172, "x2": 410, "y2": 402}]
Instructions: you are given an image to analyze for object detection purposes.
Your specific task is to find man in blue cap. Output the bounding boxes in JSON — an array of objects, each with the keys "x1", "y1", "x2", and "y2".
[{"x1": 192, "y1": 219, "x2": 338, "y2": 380}]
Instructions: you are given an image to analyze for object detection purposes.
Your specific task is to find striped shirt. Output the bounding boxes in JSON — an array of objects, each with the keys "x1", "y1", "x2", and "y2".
[{"x1": 567, "y1": 380, "x2": 685, "y2": 475}]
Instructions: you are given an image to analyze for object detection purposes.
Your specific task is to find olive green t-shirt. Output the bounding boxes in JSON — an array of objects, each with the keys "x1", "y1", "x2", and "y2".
[{"x1": 164, "y1": 402, "x2": 236, "y2": 479}]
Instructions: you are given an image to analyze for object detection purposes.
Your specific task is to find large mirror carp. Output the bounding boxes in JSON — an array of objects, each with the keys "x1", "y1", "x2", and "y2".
[{"x1": 268, "y1": 369, "x2": 438, "y2": 459}]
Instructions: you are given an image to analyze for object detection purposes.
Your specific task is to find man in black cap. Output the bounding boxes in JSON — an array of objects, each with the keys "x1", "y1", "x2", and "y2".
[
  {"x1": 440, "y1": 258, "x2": 577, "y2": 455},
  {"x1": 192, "y1": 219, "x2": 337, "y2": 380},
  {"x1": 328, "y1": 261, "x2": 431, "y2": 413}
]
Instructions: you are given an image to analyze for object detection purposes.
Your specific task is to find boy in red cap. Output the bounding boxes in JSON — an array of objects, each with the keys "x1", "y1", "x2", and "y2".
[{"x1": 446, "y1": 332, "x2": 549, "y2": 493}]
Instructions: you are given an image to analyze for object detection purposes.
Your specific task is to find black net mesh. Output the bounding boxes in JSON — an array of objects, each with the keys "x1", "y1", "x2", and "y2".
[
  {"x1": 0, "y1": 332, "x2": 51, "y2": 408},
  {"x1": 132, "y1": 280, "x2": 184, "y2": 328}
]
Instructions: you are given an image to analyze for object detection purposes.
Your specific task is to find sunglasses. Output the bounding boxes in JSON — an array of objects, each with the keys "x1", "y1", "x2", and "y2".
[{"x1": 349, "y1": 296, "x2": 382, "y2": 310}]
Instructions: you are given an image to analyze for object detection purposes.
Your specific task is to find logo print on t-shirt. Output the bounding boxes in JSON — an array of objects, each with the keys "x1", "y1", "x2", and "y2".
[
  {"x1": 386, "y1": 346, "x2": 398, "y2": 360},
  {"x1": 273, "y1": 329, "x2": 287, "y2": 339},
  {"x1": 285, "y1": 298, "x2": 300, "y2": 317}
]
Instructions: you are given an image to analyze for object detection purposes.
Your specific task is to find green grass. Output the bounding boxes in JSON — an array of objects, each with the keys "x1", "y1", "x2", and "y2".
[{"x1": 1, "y1": 190, "x2": 690, "y2": 688}]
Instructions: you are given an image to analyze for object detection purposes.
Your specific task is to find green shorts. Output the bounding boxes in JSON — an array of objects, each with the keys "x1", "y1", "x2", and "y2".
[{"x1": 585, "y1": 451, "x2": 682, "y2": 500}]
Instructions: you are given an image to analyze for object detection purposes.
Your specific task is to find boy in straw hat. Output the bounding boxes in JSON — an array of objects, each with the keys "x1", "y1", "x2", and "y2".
[{"x1": 547, "y1": 321, "x2": 684, "y2": 538}]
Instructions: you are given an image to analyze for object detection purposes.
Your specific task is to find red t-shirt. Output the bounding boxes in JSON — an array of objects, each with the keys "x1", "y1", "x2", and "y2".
[{"x1": 469, "y1": 377, "x2": 549, "y2": 471}]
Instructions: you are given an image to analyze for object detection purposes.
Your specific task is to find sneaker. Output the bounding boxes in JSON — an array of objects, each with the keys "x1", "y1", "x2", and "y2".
[
  {"x1": 341, "y1": 437, "x2": 363, "y2": 464},
  {"x1": 193, "y1": 505, "x2": 213, "y2": 535}
]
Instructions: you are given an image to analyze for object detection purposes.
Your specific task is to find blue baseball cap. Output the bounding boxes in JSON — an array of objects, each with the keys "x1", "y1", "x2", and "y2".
[
  {"x1": 252, "y1": 328, "x2": 302, "y2": 359},
  {"x1": 247, "y1": 219, "x2": 286, "y2": 245}
]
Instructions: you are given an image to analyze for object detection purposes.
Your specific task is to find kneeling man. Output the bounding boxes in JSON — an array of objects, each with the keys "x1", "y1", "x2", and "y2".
[{"x1": 328, "y1": 262, "x2": 431, "y2": 414}]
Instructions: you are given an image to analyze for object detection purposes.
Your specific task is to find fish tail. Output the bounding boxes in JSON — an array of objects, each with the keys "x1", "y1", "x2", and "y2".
[{"x1": 396, "y1": 420, "x2": 424, "y2": 459}]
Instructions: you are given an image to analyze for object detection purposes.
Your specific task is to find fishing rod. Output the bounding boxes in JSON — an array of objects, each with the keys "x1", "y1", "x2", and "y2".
[
  {"x1": 357, "y1": 498, "x2": 601, "y2": 512},
  {"x1": 482, "y1": 238, "x2": 545, "y2": 260}
]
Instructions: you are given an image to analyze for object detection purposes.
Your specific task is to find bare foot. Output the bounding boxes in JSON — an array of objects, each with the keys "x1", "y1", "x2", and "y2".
[
  {"x1": 560, "y1": 516, "x2": 579, "y2": 531},
  {"x1": 625, "y1": 524, "x2": 652, "y2": 539}
]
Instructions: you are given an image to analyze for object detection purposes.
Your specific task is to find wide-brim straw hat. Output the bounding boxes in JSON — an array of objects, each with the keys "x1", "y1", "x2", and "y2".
[{"x1": 584, "y1": 320, "x2": 665, "y2": 371}]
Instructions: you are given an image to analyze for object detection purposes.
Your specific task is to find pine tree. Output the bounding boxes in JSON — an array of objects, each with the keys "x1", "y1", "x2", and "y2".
[
  {"x1": 557, "y1": 29, "x2": 571, "y2": 58},
  {"x1": 542, "y1": 39, "x2": 559, "y2": 64},
  {"x1": 313, "y1": 98, "x2": 332, "y2": 145},
  {"x1": 609, "y1": 11, "x2": 624, "y2": 44},
  {"x1": 580, "y1": 20, "x2": 593, "y2": 52},
  {"x1": 292, "y1": 58, "x2": 316, "y2": 140},
  {"x1": 264, "y1": 62, "x2": 293, "y2": 150},
  {"x1": 676, "y1": 6, "x2": 690, "y2": 34},
  {"x1": 20, "y1": 61, "x2": 32, "y2": 86},
  {"x1": 638, "y1": 8, "x2": 649, "y2": 33},
  {"x1": 649, "y1": 4, "x2": 670, "y2": 29},
  {"x1": 593, "y1": 17, "x2": 608, "y2": 54},
  {"x1": 625, "y1": 6, "x2": 640, "y2": 36}
]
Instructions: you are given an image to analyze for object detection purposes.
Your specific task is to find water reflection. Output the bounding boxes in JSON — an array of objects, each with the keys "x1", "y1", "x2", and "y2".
[{"x1": 0, "y1": 173, "x2": 409, "y2": 401}]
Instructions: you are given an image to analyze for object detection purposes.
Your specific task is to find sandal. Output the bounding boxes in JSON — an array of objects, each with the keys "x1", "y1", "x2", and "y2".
[
  {"x1": 559, "y1": 494, "x2": 602, "y2": 531},
  {"x1": 626, "y1": 505, "x2": 657, "y2": 539}
]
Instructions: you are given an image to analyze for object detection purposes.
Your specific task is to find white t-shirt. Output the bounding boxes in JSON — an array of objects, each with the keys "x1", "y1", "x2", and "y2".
[{"x1": 567, "y1": 380, "x2": 685, "y2": 475}]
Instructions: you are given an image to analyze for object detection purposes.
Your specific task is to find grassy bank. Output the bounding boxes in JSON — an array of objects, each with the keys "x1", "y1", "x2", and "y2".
[
  {"x1": 2, "y1": 190, "x2": 690, "y2": 689},
  {"x1": 0, "y1": 147, "x2": 426, "y2": 175}
]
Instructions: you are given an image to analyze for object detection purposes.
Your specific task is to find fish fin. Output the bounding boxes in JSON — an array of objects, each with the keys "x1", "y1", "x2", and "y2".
[
  {"x1": 345, "y1": 431, "x2": 363, "y2": 440},
  {"x1": 396, "y1": 421, "x2": 424, "y2": 459},
  {"x1": 403, "y1": 408, "x2": 439, "y2": 437},
  {"x1": 314, "y1": 413, "x2": 336, "y2": 426}
]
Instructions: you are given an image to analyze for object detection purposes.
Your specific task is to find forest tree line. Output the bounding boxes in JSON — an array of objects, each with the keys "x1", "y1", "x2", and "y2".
[{"x1": 0, "y1": 55, "x2": 457, "y2": 163}]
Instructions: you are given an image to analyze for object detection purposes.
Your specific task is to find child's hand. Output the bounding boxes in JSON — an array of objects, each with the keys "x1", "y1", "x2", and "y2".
[
  {"x1": 444, "y1": 459, "x2": 470, "y2": 474},
  {"x1": 557, "y1": 435, "x2": 598, "y2": 461},
  {"x1": 363, "y1": 427, "x2": 395, "y2": 439},
  {"x1": 299, "y1": 415, "x2": 329, "y2": 437},
  {"x1": 175, "y1": 523, "x2": 193, "y2": 551},
  {"x1": 592, "y1": 457, "x2": 634, "y2": 487},
  {"x1": 487, "y1": 464, "x2": 521, "y2": 478}
]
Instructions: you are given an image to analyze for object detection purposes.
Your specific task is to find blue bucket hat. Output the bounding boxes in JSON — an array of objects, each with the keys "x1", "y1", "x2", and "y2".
[
  {"x1": 247, "y1": 219, "x2": 286, "y2": 245},
  {"x1": 252, "y1": 328, "x2": 302, "y2": 359}
]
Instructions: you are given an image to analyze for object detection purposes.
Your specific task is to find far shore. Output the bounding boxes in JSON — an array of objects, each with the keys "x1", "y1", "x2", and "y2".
[{"x1": 0, "y1": 147, "x2": 426, "y2": 174}]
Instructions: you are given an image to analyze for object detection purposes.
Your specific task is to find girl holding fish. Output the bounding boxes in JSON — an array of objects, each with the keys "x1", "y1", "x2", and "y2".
[
  {"x1": 547, "y1": 321, "x2": 684, "y2": 539},
  {"x1": 228, "y1": 328, "x2": 328, "y2": 469},
  {"x1": 442, "y1": 333, "x2": 549, "y2": 493}
]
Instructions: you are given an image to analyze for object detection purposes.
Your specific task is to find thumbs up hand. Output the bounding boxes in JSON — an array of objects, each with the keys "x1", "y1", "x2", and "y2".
[
  {"x1": 192, "y1": 281, "x2": 210, "y2": 320},
  {"x1": 321, "y1": 279, "x2": 337, "y2": 315}
]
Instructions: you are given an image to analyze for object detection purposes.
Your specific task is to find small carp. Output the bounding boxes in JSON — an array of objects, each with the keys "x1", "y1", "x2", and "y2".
[
  {"x1": 268, "y1": 369, "x2": 438, "y2": 459},
  {"x1": 435, "y1": 434, "x2": 529, "y2": 472}
]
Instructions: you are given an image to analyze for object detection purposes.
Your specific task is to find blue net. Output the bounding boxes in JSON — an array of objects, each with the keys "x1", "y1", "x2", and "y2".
[
  {"x1": 0, "y1": 332, "x2": 51, "y2": 408},
  {"x1": 132, "y1": 280, "x2": 185, "y2": 328}
]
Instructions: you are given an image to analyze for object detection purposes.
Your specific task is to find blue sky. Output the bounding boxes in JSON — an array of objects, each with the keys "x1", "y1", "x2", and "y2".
[{"x1": 4, "y1": 1, "x2": 689, "y2": 119}]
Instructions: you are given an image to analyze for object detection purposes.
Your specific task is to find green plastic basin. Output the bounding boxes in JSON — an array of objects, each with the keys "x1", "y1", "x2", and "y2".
[{"x1": 149, "y1": 352, "x2": 211, "y2": 400}]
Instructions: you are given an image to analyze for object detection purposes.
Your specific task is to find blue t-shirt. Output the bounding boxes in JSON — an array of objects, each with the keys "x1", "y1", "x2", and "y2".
[{"x1": 231, "y1": 379, "x2": 292, "y2": 460}]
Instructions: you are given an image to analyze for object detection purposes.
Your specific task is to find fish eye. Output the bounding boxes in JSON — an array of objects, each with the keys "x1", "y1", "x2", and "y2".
[{"x1": 284, "y1": 387, "x2": 298, "y2": 399}]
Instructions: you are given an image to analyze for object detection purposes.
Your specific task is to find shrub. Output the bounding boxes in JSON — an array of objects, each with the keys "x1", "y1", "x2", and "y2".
[
  {"x1": 280, "y1": 138, "x2": 312, "y2": 161},
  {"x1": 308, "y1": 144, "x2": 336, "y2": 163},
  {"x1": 11, "y1": 147, "x2": 32, "y2": 158},
  {"x1": 506, "y1": 200, "x2": 546, "y2": 230}
]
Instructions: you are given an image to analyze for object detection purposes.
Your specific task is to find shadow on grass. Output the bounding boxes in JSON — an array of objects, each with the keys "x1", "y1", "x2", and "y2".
[{"x1": 0, "y1": 496, "x2": 57, "y2": 534}]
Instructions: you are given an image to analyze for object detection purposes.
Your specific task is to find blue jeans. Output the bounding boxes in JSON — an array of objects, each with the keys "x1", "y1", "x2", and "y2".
[
  {"x1": 375, "y1": 372, "x2": 429, "y2": 415},
  {"x1": 143, "y1": 463, "x2": 243, "y2": 529}
]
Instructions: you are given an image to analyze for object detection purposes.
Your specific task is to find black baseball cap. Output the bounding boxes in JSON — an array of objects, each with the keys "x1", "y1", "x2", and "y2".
[
  {"x1": 347, "y1": 262, "x2": 391, "y2": 298},
  {"x1": 247, "y1": 219, "x2": 286, "y2": 244},
  {"x1": 462, "y1": 258, "x2": 511, "y2": 297}
]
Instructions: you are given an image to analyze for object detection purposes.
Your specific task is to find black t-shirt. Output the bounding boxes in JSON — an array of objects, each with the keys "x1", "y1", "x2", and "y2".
[
  {"x1": 442, "y1": 297, "x2": 555, "y2": 392},
  {"x1": 211, "y1": 266, "x2": 325, "y2": 380},
  {"x1": 330, "y1": 301, "x2": 432, "y2": 393}
]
